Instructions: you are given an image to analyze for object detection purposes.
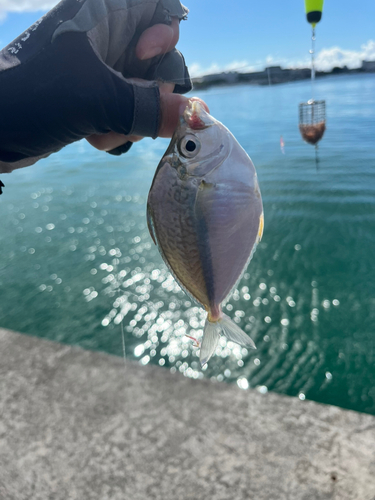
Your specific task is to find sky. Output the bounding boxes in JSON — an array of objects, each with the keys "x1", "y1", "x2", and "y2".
[{"x1": 0, "y1": 0, "x2": 375, "y2": 76}]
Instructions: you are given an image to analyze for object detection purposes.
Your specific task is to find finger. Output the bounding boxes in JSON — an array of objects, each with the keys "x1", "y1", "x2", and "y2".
[
  {"x1": 87, "y1": 95, "x2": 210, "y2": 148},
  {"x1": 86, "y1": 132, "x2": 143, "y2": 152},
  {"x1": 87, "y1": 95, "x2": 210, "y2": 150},
  {"x1": 136, "y1": 17, "x2": 180, "y2": 61},
  {"x1": 158, "y1": 95, "x2": 210, "y2": 138},
  {"x1": 86, "y1": 82, "x2": 176, "y2": 151},
  {"x1": 159, "y1": 82, "x2": 175, "y2": 95}
]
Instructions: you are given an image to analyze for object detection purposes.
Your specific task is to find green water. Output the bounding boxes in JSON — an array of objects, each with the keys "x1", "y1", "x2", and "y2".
[{"x1": 1, "y1": 74, "x2": 374, "y2": 414}]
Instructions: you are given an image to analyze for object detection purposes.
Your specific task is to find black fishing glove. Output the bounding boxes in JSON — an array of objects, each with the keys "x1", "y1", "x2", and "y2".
[{"x1": 0, "y1": 0, "x2": 192, "y2": 173}]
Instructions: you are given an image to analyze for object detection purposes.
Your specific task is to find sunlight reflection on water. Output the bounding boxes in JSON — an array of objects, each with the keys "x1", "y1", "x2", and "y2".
[{"x1": 1, "y1": 75, "x2": 375, "y2": 414}]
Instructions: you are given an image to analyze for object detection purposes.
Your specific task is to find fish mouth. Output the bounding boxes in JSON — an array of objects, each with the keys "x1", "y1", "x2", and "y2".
[{"x1": 182, "y1": 100, "x2": 214, "y2": 130}]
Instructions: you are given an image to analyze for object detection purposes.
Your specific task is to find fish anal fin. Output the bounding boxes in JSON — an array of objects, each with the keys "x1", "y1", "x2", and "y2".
[
  {"x1": 200, "y1": 320, "x2": 221, "y2": 367},
  {"x1": 257, "y1": 212, "x2": 264, "y2": 242},
  {"x1": 147, "y1": 204, "x2": 157, "y2": 245}
]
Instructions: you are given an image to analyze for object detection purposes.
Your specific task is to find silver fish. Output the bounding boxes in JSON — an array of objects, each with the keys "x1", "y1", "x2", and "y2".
[{"x1": 147, "y1": 100, "x2": 264, "y2": 366}]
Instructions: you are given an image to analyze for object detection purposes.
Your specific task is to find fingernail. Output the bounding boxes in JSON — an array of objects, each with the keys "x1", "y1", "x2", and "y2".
[{"x1": 139, "y1": 46, "x2": 163, "y2": 60}]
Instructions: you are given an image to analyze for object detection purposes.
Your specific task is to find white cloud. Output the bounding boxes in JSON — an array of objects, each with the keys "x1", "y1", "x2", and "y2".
[
  {"x1": 289, "y1": 40, "x2": 375, "y2": 71},
  {"x1": 190, "y1": 40, "x2": 375, "y2": 78},
  {"x1": 0, "y1": 0, "x2": 58, "y2": 21},
  {"x1": 315, "y1": 39, "x2": 375, "y2": 71}
]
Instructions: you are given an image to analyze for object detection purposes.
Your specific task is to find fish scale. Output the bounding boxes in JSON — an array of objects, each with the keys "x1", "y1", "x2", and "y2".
[{"x1": 151, "y1": 166, "x2": 209, "y2": 304}]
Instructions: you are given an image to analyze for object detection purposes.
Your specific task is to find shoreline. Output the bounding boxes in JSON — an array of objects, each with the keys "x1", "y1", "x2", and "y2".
[{"x1": 192, "y1": 66, "x2": 374, "y2": 91}]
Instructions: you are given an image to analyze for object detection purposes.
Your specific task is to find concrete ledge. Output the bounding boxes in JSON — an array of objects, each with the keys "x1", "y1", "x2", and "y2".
[{"x1": 0, "y1": 327, "x2": 374, "y2": 500}]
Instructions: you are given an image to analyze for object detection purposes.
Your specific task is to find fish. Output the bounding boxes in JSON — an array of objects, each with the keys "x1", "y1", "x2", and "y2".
[{"x1": 147, "y1": 100, "x2": 264, "y2": 366}]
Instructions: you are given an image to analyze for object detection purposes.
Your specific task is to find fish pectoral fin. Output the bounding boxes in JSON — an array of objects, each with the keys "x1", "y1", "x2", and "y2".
[
  {"x1": 193, "y1": 179, "x2": 215, "y2": 218},
  {"x1": 220, "y1": 314, "x2": 256, "y2": 349},
  {"x1": 198, "y1": 179, "x2": 215, "y2": 191},
  {"x1": 200, "y1": 321, "x2": 221, "y2": 367},
  {"x1": 146, "y1": 204, "x2": 157, "y2": 245}
]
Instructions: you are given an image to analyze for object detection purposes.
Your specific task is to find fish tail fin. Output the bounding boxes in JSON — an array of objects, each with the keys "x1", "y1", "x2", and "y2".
[
  {"x1": 200, "y1": 320, "x2": 221, "y2": 367},
  {"x1": 219, "y1": 314, "x2": 257, "y2": 350},
  {"x1": 200, "y1": 314, "x2": 256, "y2": 367}
]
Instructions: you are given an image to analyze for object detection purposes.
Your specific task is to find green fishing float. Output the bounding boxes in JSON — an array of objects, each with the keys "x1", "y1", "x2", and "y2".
[{"x1": 304, "y1": 0, "x2": 324, "y2": 27}]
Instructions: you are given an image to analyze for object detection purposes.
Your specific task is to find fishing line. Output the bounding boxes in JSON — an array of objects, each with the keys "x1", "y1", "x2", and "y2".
[
  {"x1": 108, "y1": 249, "x2": 127, "y2": 370},
  {"x1": 112, "y1": 22, "x2": 197, "y2": 366},
  {"x1": 310, "y1": 26, "x2": 316, "y2": 102},
  {"x1": 121, "y1": 318, "x2": 127, "y2": 368}
]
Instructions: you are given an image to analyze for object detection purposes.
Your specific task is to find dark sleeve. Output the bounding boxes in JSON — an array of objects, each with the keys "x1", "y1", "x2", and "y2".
[
  {"x1": 0, "y1": 0, "x2": 192, "y2": 173},
  {"x1": 0, "y1": 32, "x2": 160, "y2": 164}
]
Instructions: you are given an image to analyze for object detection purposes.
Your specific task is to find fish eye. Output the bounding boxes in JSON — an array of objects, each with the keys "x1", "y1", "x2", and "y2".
[
  {"x1": 185, "y1": 140, "x2": 196, "y2": 152},
  {"x1": 178, "y1": 135, "x2": 201, "y2": 158}
]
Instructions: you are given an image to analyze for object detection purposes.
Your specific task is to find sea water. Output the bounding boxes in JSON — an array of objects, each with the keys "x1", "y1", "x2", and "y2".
[{"x1": 1, "y1": 74, "x2": 374, "y2": 415}]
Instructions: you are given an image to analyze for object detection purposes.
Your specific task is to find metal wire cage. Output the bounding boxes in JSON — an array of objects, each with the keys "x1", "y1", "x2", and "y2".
[{"x1": 299, "y1": 100, "x2": 326, "y2": 145}]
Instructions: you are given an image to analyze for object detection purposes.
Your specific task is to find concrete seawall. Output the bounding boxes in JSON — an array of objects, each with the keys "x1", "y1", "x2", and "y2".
[{"x1": 1, "y1": 327, "x2": 374, "y2": 500}]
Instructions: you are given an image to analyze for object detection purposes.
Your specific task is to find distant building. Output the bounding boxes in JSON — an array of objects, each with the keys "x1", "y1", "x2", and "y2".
[
  {"x1": 264, "y1": 66, "x2": 310, "y2": 84},
  {"x1": 238, "y1": 71, "x2": 268, "y2": 85},
  {"x1": 265, "y1": 66, "x2": 283, "y2": 75},
  {"x1": 289, "y1": 68, "x2": 311, "y2": 80},
  {"x1": 361, "y1": 60, "x2": 375, "y2": 72},
  {"x1": 192, "y1": 61, "x2": 357, "y2": 91},
  {"x1": 331, "y1": 65, "x2": 350, "y2": 74},
  {"x1": 193, "y1": 71, "x2": 239, "y2": 88}
]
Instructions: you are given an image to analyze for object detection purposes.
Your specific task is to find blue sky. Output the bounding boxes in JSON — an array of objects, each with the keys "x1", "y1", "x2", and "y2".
[{"x1": 1, "y1": 0, "x2": 375, "y2": 75}]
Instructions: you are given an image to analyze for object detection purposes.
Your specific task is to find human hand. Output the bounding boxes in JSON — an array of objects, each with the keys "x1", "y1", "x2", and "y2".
[
  {"x1": 86, "y1": 16, "x2": 208, "y2": 152},
  {"x1": 0, "y1": 0, "x2": 209, "y2": 172},
  {"x1": 86, "y1": 85, "x2": 209, "y2": 151},
  {"x1": 86, "y1": 18, "x2": 179, "y2": 151}
]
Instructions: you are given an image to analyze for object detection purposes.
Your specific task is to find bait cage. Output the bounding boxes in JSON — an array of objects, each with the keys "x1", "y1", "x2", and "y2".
[{"x1": 299, "y1": 99, "x2": 326, "y2": 145}]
